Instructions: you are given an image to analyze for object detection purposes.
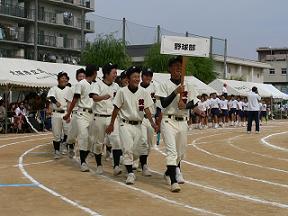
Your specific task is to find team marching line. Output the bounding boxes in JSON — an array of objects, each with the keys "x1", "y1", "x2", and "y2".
[{"x1": 47, "y1": 56, "x2": 268, "y2": 193}]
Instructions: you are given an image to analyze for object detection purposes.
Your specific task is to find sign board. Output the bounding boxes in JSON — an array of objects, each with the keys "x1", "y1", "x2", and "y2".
[{"x1": 160, "y1": 35, "x2": 210, "y2": 58}]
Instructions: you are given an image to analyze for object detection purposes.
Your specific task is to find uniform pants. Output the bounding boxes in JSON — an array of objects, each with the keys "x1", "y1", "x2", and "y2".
[
  {"x1": 67, "y1": 112, "x2": 78, "y2": 144},
  {"x1": 76, "y1": 111, "x2": 93, "y2": 151},
  {"x1": 51, "y1": 112, "x2": 70, "y2": 142},
  {"x1": 247, "y1": 111, "x2": 260, "y2": 132},
  {"x1": 139, "y1": 118, "x2": 155, "y2": 156},
  {"x1": 119, "y1": 122, "x2": 142, "y2": 166},
  {"x1": 91, "y1": 116, "x2": 121, "y2": 154},
  {"x1": 161, "y1": 117, "x2": 188, "y2": 166}
]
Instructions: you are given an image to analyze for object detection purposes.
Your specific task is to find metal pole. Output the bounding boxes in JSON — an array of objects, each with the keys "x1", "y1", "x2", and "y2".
[
  {"x1": 122, "y1": 18, "x2": 126, "y2": 52},
  {"x1": 209, "y1": 36, "x2": 213, "y2": 58},
  {"x1": 156, "y1": 25, "x2": 161, "y2": 44},
  {"x1": 224, "y1": 38, "x2": 228, "y2": 79},
  {"x1": 185, "y1": 31, "x2": 189, "y2": 37},
  {"x1": 34, "y1": 0, "x2": 38, "y2": 60}
]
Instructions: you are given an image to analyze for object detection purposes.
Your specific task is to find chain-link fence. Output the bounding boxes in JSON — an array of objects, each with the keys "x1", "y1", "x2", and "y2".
[{"x1": 86, "y1": 13, "x2": 227, "y2": 57}]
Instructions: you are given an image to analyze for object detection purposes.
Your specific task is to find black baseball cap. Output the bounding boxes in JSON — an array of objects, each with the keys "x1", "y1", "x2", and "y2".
[
  {"x1": 57, "y1": 71, "x2": 69, "y2": 80},
  {"x1": 85, "y1": 64, "x2": 99, "y2": 77},
  {"x1": 168, "y1": 56, "x2": 182, "y2": 67},
  {"x1": 120, "y1": 70, "x2": 127, "y2": 79},
  {"x1": 142, "y1": 67, "x2": 153, "y2": 77},
  {"x1": 102, "y1": 63, "x2": 118, "y2": 75},
  {"x1": 126, "y1": 66, "x2": 142, "y2": 78}
]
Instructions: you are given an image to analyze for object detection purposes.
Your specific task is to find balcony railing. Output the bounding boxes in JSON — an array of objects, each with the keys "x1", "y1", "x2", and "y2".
[
  {"x1": 0, "y1": 3, "x2": 35, "y2": 20},
  {"x1": 38, "y1": 34, "x2": 81, "y2": 50}
]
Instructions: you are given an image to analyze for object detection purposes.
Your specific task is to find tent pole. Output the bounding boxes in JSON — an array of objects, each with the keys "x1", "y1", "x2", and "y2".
[
  {"x1": 280, "y1": 99, "x2": 283, "y2": 119},
  {"x1": 4, "y1": 85, "x2": 9, "y2": 134}
]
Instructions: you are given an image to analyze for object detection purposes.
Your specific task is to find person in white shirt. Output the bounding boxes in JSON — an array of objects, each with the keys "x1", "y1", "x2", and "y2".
[
  {"x1": 47, "y1": 72, "x2": 71, "y2": 159},
  {"x1": 155, "y1": 56, "x2": 203, "y2": 192},
  {"x1": 14, "y1": 102, "x2": 27, "y2": 132},
  {"x1": 197, "y1": 95, "x2": 207, "y2": 129},
  {"x1": 260, "y1": 100, "x2": 268, "y2": 124},
  {"x1": 203, "y1": 94, "x2": 210, "y2": 128},
  {"x1": 89, "y1": 63, "x2": 122, "y2": 176},
  {"x1": 65, "y1": 68, "x2": 86, "y2": 158},
  {"x1": 237, "y1": 97, "x2": 245, "y2": 127},
  {"x1": 106, "y1": 66, "x2": 158, "y2": 185},
  {"x1": 209, "y1": 93, "x2": 220, "y2": 128},
  {"x1": 222, "y1": 83, "x2": 228, "y2": 97},
  {"x1": 247, "y1": 87, "x2": 261, "y2": 133},
  {"x1": 228, "y1": 95, "x2": 238, "y2": 126},
  {"x1": 64, "y1": 65, "x2": 97, "y2": 171},
  {"x1": 219, "y1": 95, "x2": 229, "y2": 126}
]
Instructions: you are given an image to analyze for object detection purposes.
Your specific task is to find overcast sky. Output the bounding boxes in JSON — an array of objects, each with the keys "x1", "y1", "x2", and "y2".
[{"x1": 93, "y1": 0, "x2": 287, "y2": 60}]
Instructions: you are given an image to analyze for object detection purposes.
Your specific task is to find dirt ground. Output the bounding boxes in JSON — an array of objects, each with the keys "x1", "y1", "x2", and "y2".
[{"x1": 0, "y1": 121, "x2": 288, "y2": 216}]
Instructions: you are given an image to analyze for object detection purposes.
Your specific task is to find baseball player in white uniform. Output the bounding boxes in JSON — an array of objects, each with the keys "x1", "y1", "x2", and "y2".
[
  {"x1": 63, "y1": 65, "x2": 98, "y2": 172},
  {"x1": 47, "y1": 72, "x2": 71, "y2": 159},
  {"x1": 106, "y1": 66, "x2": 158, "y2": 185},
  {"x1": 65, "y1": 68, "x2": 86, "y2": 158},
  {"x1": 156, "y1": 56, "x2": 202, "y2": 192},
  {"x1": 89, "y1": 63, "x2": 122, "y2": 176},
  {"x1": 138, "y1": 68, "x2": 157, "y2": 176}
]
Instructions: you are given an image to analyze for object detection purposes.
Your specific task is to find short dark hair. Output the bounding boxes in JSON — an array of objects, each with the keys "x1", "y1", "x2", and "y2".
[
  {"x1": 252, "y1": 86, "x2": 258, "y2": 93},
  {"x1": 168, "y1": 56, "x2": 182, "y2": 67},
  {"x1": 85, "y1": 64, "x2": 99, "y2": 77},
  {"x1": 76, "y1": 68, "x2": 85, "y2": 78},
  {"x1": 57, "y1": 71, "x2": 69, "y2": 80},
  {"x1": 120, "y1": 71, "x2": 127, "y2": 80},
  {"x1": 126, "y1": 66, "x2": 141, "y2": 78}
]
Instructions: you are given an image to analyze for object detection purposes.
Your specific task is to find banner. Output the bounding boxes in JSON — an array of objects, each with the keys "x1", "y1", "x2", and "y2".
[{"x1": 160, "y1": 35, "x2": 210, "y2": 57}]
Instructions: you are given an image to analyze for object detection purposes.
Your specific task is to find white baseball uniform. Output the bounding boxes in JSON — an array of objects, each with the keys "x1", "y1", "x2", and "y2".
[
  {"x1": 90, "y1": 80, "x2": 121, "y2": 155},
  {"x1": 156, "y1": 80, "x2": 199, "y2": 166},
  {"x1": 47, "y1": 86, "x2": 71, "y2": 142},
  {"x1": 139, "y1": 81, "x2": 157, "y2": 156},
  {"x1": 74, "y1": 79, "x2": 94, "y2": 151},
  {"x1": 114, "y1": 86, "x2": 153, "y2": 166}
]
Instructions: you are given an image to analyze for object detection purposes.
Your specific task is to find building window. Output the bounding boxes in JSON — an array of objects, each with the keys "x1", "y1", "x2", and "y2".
[
  {"x1": 281, "y1": 68, "x2": 287, "y2": 75},
  {"x1": 269, "y1": 69, "x2": 275, "y2": 74},
  {"x1": 257, "y1": 73, "x2": 260, "y2": 78}
]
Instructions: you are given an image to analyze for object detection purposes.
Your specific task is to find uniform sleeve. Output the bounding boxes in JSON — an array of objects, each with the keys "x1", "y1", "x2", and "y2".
[
  {"x1": 74, "y1": 82, "x2": 82, "y2": 95},
  {"x1": 47, "y1": 87, "x2": 55, "y2": 98},
  {"x1": 113, "y1": 89, "x2": 124, "y2": 109},
  {"x1": 90, "y1": 82, "x2": 101, "y2": 96},
  {"x1": 64, "y1": 87, "x2": 73, "y2": 102},
  {"x1": 144, "y1": 90, "x2": 154, "y2": 109},
  {"x1": 155, "y1": 83, "x2": 168, "y2": 98}
]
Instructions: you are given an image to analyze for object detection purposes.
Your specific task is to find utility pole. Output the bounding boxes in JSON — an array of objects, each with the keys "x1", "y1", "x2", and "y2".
[
  {"x1": 34, "y1": 0, "x2": 38, "y2": 60},
  {"x1": 156, "y1": 25, "x2": 161, "y2": 44},
  {"x1": 122, "y1": 18, "x2": 126, "y2": 53}
]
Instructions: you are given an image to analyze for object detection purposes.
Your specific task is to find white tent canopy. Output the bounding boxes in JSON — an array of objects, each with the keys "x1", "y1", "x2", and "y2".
[
  {"x1": 209, "y1": 79, "x2": 288, "y2": 99},
  {"x1": 0, "y1": 58, "x2": 216, "y2": 95}
]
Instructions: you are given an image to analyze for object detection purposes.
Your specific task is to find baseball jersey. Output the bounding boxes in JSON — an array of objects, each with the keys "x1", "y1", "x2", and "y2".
[
  {"x1": 47, "y1": 86, "x2": 70, "y2": 111},
  {"x1": 90, "y1": 79, "x2": 119, "y2": 115},
  {"x1": 219, "y1": 99, "x2": 228, "y2": 110},
  {"x1": 74, "y1": 79, "x2": 93, "y2": 109},
  {"x1": 64, "y1": 85, "x2": 78, "y2": 111},
  {"x1": 114, "y1": 86, "x2": 153, "y2": 121},
  {"x1": 140, "y1": 81, "x2": 157, "y2": 115},
  {"x1": 209, "y1": 98, "x2": 220, "y2": 109},
  {"x1": 155, "y1": 80, "x2": 199, "y2": 117}
]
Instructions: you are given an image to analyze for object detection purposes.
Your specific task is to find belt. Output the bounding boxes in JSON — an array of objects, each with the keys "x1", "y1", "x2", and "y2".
[
  {"x1": 94, "y1": 114, "x2": 112, "y2": 118},
  {"x1": 53, "y1": 110, "x2": 65, "y2": 114},
  {"x1": 166, "y1": 115, "x2": 187, "y2": 121},
  {"x1": 78, "y1": 108, "x2": 92, "y2": 113},
  {"x1": 122, "y1": 119, "x2": 142, "y2": 125}
]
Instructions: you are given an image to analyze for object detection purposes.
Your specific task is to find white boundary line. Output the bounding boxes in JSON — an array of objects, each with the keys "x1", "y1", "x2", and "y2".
[
  {"x1": 261, "y1": 131, "x2": 288, "y2": 152},
  {"x1": 18, "y1": 143, "x2": 102, "y2": 216},
  {"x1": 0, "y1": 133, "x2": 51, "y2": 141},
  {"x1": 155, "y1": 148, "x2": 288, "y2": 209},
  {"x1": 0, "y1": 137, "x2": 51, "y2": 150}
]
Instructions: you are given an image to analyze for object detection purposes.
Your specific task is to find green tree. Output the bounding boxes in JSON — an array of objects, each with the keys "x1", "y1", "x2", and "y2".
[
  {"x1": 81, "y1": 35, "x2": 131, "y2": 69},
  {"x1": 144, "y1": 43, "x2": 216, "y2": 84}
]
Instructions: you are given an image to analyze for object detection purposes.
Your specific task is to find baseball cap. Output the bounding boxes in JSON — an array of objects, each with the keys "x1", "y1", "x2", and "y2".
[
  {"x1": 142, "y1": 67, "x2": 153, "y2": 77},
  {"x1": 126, "y1": 66, "x2": 142, "y2": 78},
  {"x1": 102, "y1": 63, "x2": 118, "y2": 75},
  {"x1": 57, "y1": 71, "x2": 69, "y2": 80}
]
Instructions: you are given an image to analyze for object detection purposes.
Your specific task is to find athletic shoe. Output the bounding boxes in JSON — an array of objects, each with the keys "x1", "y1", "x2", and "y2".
[
  {"x1": 96, "y1": 165, "x2": 104, "y2": 175},
  {"x1": 126, "y1": 173, "x2": 136, "y2": 185},
  {"x1": 256, "y1": 131, "x2": 260, "y2": 134},
  {"x1": 54, "y1": 150, "x2": 61, "y2": 159},
  {"x1": 80, "y1": 163, "x2": 90, "y2": 172},
  {"x1": 176, "y1": 167, "x2": 185, "y2": 184},
  {"x1": 61, "y1": 144, "x2": 67, "y2": 155},
  {"x1": 68, "y1": 149, "x2": 75, "y2": 159},
  {"x1": 142, "y1": 164, "x2": 152, "y2": 177},
  {"x1": 164, "y1": 174, "x2": 171, "y2": 185},
  {"x1": 113, "y1": 166, "x2": 122, "y2": 176},
  {"x1": 171, "y1": 183, "x2": 181, "y2": 192},
  {"x1": 247, "y1": 131, "x2": 251, "y2": 134}
]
